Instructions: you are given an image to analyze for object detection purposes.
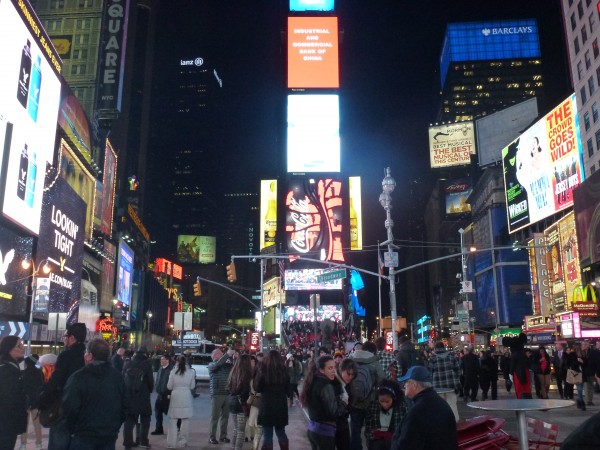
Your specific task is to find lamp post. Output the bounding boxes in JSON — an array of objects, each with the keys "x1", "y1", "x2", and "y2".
[
  {"x1": 379, "y1": 167, "x2": 398, "y2": 351},
  {"x1": 22, "y1": 258, "x2": 52, "y2": 355},
  {"x1": 458, "y1": 229, "x2": 477, "y2": 344}
]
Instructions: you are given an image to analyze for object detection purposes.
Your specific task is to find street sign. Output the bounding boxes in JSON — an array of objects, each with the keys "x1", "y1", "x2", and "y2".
[
  {"x1": 316, "y1": 269, "x2": 346, "y2": 283},
  {"x1": 461, "y1": 281, "x2": 474, "y2": 293},
  {"x1": 384, "y1": 251, "x2": 398, "y2": 268},
  {"x1": 251, "y1": 295, "x2": 261, "y2": 300},
  {"x1": 174, "y1": 312, "x2": 192, "y2": 331}
]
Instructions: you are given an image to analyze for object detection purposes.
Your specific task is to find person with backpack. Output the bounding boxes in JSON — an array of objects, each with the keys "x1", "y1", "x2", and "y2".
[
  {"x1": 349, "y1": 341, "x2": 384, "y2": 450},
  {"x1": 396, "y1": 336, "x2": 423, "y2": 377},
  {"x1": 123, "y1": 346, "x2": 154, "y2": 449}
]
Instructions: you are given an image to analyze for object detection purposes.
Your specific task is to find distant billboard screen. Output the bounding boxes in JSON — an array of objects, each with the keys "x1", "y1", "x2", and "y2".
[
  {"x1": 445, "y1": 178, "x2": 472, "y2": 214},
  {"x1": 429, "y1": 121, "x2": 475, "y2": 168},
  {"x1": 284, "y1": 305, "x2": 342, "y2": 322},
  {"x1": 177, "y1": 235, "x2": 216, "y2": 264},
  {"x1": 287, "y1": 95, "x2": 340, "y2": 173},
  {"x1": 0, "y1": 0, "x2": 62, "y2": 236},
  {"x1": 502, "y1": 94, "x2": 585, "y2": 233},
  {"x1": 116, "y1": 240, "x2": 134, "y2": 306},
  {"x1": 100, "y1": 139, "x2": 117, "y2": 236},
  {"x1": 284, "y1": 268, "x2": 342, "y2": 290},
  {"x1": 288, "y1": 17, "x2": 339, "y2": 88},
  {"x1": 260, "y1": 180, "x2": 278, "y2": 251},
  {"x1": 349, "y1": 176, "x2": 363, "y2": 250},
  {"x1": 289, "y1": 0, "x2": 334, "y2": 12}
]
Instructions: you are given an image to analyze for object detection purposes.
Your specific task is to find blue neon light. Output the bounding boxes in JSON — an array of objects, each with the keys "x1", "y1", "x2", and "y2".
[
  {"x1": 290, "y1": 0, "x2": 334, "y2": 12},
  {"x1": 440, "y1": 19, "x2": 541, "y2": 88}
]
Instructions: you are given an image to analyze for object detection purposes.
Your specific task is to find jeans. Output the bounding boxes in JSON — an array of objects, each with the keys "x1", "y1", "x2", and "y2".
[
  {"x1": 584, "y1": 376, "x2": 595, "y2": 403},
  {"x1": 576, "y1": 383, "x2": 584, "y2": 403},
  {"x1": 124, "y1": 414, "x2": 150, "y2": 448},
  {"x1": 68, "y1": 435, "x2": 116, "y2": 450},
  {"x1": 350, "y1": 408, "x2": 367, "y2": 450},
  {"x1": 262, "y1": 426, "x2": 287, "y2": 446},
  {"x1": 49, "y1": 419, "x2": 72, "y2": 450}
]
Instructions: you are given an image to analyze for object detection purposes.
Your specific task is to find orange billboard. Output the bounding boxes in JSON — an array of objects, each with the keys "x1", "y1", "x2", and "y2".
[{"x1": 288, "y1": 16, "x2": 339, "y2": 88}]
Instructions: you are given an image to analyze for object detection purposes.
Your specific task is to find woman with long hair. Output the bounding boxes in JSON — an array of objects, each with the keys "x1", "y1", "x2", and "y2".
[
  {"x1": 0, "y1": 336, "x2": 27, "y2": 450},
  {"x1": 565, "y1": 345, "x2": 586, "y2": 410},
  {"x1": 256, "y1": 350, "x2": 290, "y2": 450},
  {"x1": 166, "y1": 355, "x2": 195, "y2": 448},
  {"x1": 300, "y1": 355, "x2": 348, "y2": 450},
  {"x1": 228, "y1": 354, "x2": 253, "y2": 450},
  {"x1": 246, "y1": 355, "x2": 263, "y2": 450}
]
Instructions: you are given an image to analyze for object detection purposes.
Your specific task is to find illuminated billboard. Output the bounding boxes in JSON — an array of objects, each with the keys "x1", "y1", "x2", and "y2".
[
  {"x1": 59, "y1": 139, "x2": 96, "y2": 241},
  {"x1": 260, "y1": 180, "x2": 278, "y2": 251},
  {"x1": 0, "y1": 0, "x2": 62, "y2": 236},
  {"x1": 286, "y1": 177, "x2": 344, "y2": 262},
  {"x1": 429, "y1": 121, "x2": 475, "y2": 168},
  {"x1": 100, "y1": 140, "x2": 117, "y2": 236},
  {"x1": 574, "y1": 169, "x2": 600, "y2": 267},
  {"x1": 288, "y1": 16, "x2": 339, "y2": 88},
  {"x1": 284, "y1": 268, "x2": 343, "y2": 290},
  {"x1": 57, "y1": 84, "x2": 92, "y2": 164},
  {"x1": 502, "y1": 94, "x2": 585, "y2": 233},
  {"x1": 0, "y1": 224, "x2": 34, "y2": 320},
  {"x1": 100, "y1": 240, "x2": 115, "y2": 311},
  {"x1": 441, "y1": 19, "x2": 541, "y2": 87},
  {"x1": 348, "y1": 176, "x2": 362, "y2": 250},
  {"x1": 445, "y1": 178, "x2": 472, "y2": 215},
  {"x1": 290, "y1": 0, "x2": 334, "y2": 12},
  {"x1": 287, "y1": 95, "x2": 340, "y2": 173},
  {"x1": 557, "y1": 213, "x2": 582, "y2": 312},
  {"x1": 284, "y1": 305, "x2": 342, "y2": 321},
  {"x1": 116, "y1": 240, "x2": 134, "y2": 306},
  {"x1": 177, "y1": 235, "x2": 216, "y2": 264}
]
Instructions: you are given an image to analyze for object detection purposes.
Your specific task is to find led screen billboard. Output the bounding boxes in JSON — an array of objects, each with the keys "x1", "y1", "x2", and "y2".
[
  {"x1": 287, "y1": 95, "x2": 340, "y2": 173},
  {"x1": 0, "y1": 0, "x2": 62, "y2": 236},
  {"x1": 57, "y1": 84, "x2": 92, "y2": 164},
  {"x1": 0, "y1": 224, "x2": 34, "y2": 320},
  {"x1": 260, "y1": 180, "x2": 278, "y2": 251},
  {"x1": 289, "y1": 0, "x2": 334, "y2": 12},
  {"x1": 177, "y1": 235, "x2": 216, "y2": 264},
  {"x1": 502, "y1": 94, "x2": 585, "y2": 233},
  {"x1": 116, "y1": 240, "x2": 134, "y2": 306},
  {"x1": 284, "y1": 268, "x2": 343, "y2": 290},
  {"x1": 284, "y1": 305, "x2": 342, "y2": 321},
  {"x1": 100, "y1": 139, "x2": 117, "y2": 235},
  {"x1": 349, "y1": 177, "x2": 362, "y2": 250},
  {"x1": 35, "y1": 177, "x2": 86, "y2": 321},
  {"x1": 286, "y1": 177, "x2": 344, "y2": 262},
  {"x1": 445, "y1": 178, "x2": 472, "y2": 214},
  {"x1": 100, "y1": 240, "x2": 115, "y2": 311},
  {"x1": 288, "y1": 17, "x2": 339, "y2": 88},
  {"x1": 429, "y1": 121, "x2": 475, "y2": 168},
  {"x1": 574, "y1": 169, "x2": 600, "y2": 267}
]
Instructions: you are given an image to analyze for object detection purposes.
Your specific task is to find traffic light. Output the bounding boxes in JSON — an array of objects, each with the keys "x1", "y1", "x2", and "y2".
[
  {"x1": 226, "y1": 261, "x2": 237, "y2": 283},
  {"x1": 193, "y1": 282, "x2": 202, "y2": 297}
]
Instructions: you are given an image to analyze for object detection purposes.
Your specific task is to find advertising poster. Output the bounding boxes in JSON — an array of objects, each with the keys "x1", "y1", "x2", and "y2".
[
  {"x1": 285, "y1": 177, "x2": 345, "y2": 262},
  {"x1": 502, "y1": 94, "x2": 585, "y2": 233},
  {"x1": 59, "y1": 139, "x2": 95, "y2": 241},
  {"x1": 558, "y1": 213, "x2": 582, "y2": 311},
  {"x1": 528, "y1": 234, "x2": 551, "y2": 316},
  {"x1": 545, "y1": 224, "x2": 565, "y2": 313},
  {"x1": 0, "y1": 224, "x2": 33, "y2": 319},
  {"x1": 573, "y1": 169, "x2": 600, "y2": 267},
  {"x1": 284, "y1": 268, "x2": 343, "y2": 290},
  {"x1": 50, "y1": 35, "x2": 73, "y2": 60},
  {"x1": 284, "y1": 305, "x2": 342, "y2": 322},
  {"x1": 100, "y1": 140, "x2": 117, "y2": 236},
  {"x1": 348, "y1": 176, "x2": 362, "y2": 250},
  {"x1": 57, "y1": 85, "x2": 92, "y2": 164},
  {"x1": 429, "y1": 122, "x2": 475, "y2": 168},
  {"x1": 260, "y1": 180, "x2": 278, "y2": 250},
  {"x1": 0, "y1": 0, "x2": 62, "y2": 236},
  {"x1": 288, "y1": 16, "x2": 339, "y2": 88},
  {"x1": 100, "y1": 240, "x2": 115, "y2": 311},
  {"x1": 177, "y1": 235, "x2": 216, "y2": 264},
  {"x1": 287, "y1": 95, "x2": 340, "y2": 173},
  {"x1": 445, "y1": 178, "x2": 472, "y2": 214},
  {"x1": 35, "y1": 177, "x2": 86, "y2": 321},
  {"x1": 116, "y1": 240, "x2": 134, "y2": 306},
  {"x1": 78, "y1": 279, "x2": 99, "y2": 332}
]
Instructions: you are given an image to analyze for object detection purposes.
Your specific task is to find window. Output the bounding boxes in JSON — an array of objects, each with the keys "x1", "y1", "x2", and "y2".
[
  {"x1": 590, "y1": 76, "x2": 596, "y2": 95},
  {"x1": 50, "y1": 0, "x2": 65, "y2": 9},
  {"x1": 76, "y1": 19, "x2": 92, "y2": 30},
  {"x1": 586, "y1": 50, "x2": 592, "y2": 69},
  {"x1": 593, "y1": 102, "x2": 599, "y2": 122},
  {"x1": 596, "y1": 129, "x2": 600, "y2": 150},
  {"x1": 575, "y1": 36, "x2": 581, "y2": 54},
  {"x1": 76, "y1": 34, "x2": 90, "y2": 45},
  {"x1": 79, "y1": 0, "x2": 94, "y2": 6},
  {"x1": 585, "y1": 111, "x2": 591, "y2": 130},
  {"x1": 70, "y1": 64, "x2": 87, "y2": 75},
  {"x1": 579, "y1": 61, "x2": 585, "y2": 80},
  {"x1": 572, "y1": 13, "x2": 578, "y2": 30},
  {"x1": 592, "y1": 164, "x2": 597, "y2": 174},
  {"x1": 73, "y1": 49, "x2": 88, "y2": 59},
  {"x1": 588, "y1": 138, "x2": 595, "y2": 157},
  {"x1": 583, "y1": 25, "x2": 589, "y2": 44},
  {"x1": 594, "y1": 39, "x2": 600, "y2": 58},
  {"x1": 591, "y1": 13, "x2": 598, "y2": 32},
  {"x1": 579, "y1": 1, "x2": 584, "y2": 19},
  {"x1": 581, "y1": 85, "x2": 588, "y2": 104}
]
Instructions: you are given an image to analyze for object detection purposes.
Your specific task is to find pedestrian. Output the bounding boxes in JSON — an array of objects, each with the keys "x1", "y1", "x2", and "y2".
[
  {"x1": 500, "y1": 350, "x2": 512, "y2": 393},
  {"x1": 208, "y1": 346, "x2": 234, "y2": 444},
  {"x1": 375, "y1": 337, "x2": 400, "y2": 380},
  {"x1": 531, "y1": 346, "x2": 551, "y2": 399},
  {"x1": 365, "y1": 380, "x2": 406, "y2": 450},
  {"x1": 461, "y1": 347, "x2": 479, "y2": 402},
  {"x1": 300, "y1": 355, "x2": 348, "y2": 450},
  {"x1": 285, "y1": 353, "x2": 303, "y2": 406},
  {"x1": 0, "y1": 335, "x2": 27, "y2": 450},
  {"x1": 122, "y1": 346, "x2": 154, "y2": 449},
  {"x1": 427, "y1": 341, "x2": 460, "y2": 418},
  {"x1": 396, "y1": 336, "x2": 423, "y2": 377},
  {"x1": 479, "y1": 350, "x2": 498, "y2": 400},
  {"x1": 152, "y1": 354, "x2": 173, "y2": 435},
  {"x1": 227, "y1": 354, "x2": 253, "y2": 450},
  {"x1": 581, "y1": 341, "x2": 596, "y2": 406},
  {"x1": 391, "y1": 366, "x2": 457, "y2": 450},
  {"x1": 246, "y1": 355, "x2": 262, "y2": 450},
  {"x1": 62, "y1": 338, "x2": 128, "y2": 450},
  {"x1": 503, "y1": 334, "x2": 532, "y2": 399},
  {"x1": 335, "y1": 358, "x2": 356, "y2": 450},
  {"x1": 553, "y1": 344, "x2": 567, "y2": 399},
  {"x1": 112, "y1": 347, "x2": 126, "y2": 372},
  {"x1": 19, "y1": 354, "x2": 44, "y2": 450},
  {"x1": 38, "y1": 322, "x2": 87, "y2": 450},
  {"x1": 256, "y1": 349, "x2": 290, "y2": 450},
  {"x1": 166, "y1": 355, "x2": 195, "y2": 449},
  {"x1": 565, "y1": 344, "x2": 586, "y2": 410}
]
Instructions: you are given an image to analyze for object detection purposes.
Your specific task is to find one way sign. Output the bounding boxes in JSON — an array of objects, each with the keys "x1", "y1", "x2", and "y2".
[{"x1": 0, "y1": 321, "x2": 28, "y2": 339}]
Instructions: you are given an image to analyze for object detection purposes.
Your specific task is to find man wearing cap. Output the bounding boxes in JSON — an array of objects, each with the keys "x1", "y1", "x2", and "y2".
[{"x1": 391, "y1": 366, "x2": 458, "y2": 450}]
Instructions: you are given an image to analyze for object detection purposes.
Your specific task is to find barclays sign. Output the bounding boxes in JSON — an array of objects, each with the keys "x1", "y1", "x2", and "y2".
[{"x1": 180, "y1": 57, "x2": 204, "y2": 66}]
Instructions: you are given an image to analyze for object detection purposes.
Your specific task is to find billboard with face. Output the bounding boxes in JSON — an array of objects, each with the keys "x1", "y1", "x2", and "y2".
[
  {"x1": 116, "y1": 240, "x2": 134, "y2": 306},
  {"x1": 0, "y1": 224, "x2": 33, "y2": 320},
  {"x1": 177, "y1": 235, "x2": 216, "y2": 264},
  {"x1": 0, "y1": 0, "x2": 62, "y2": 236},
  {"x1": 502, "y1": 94, "x2": 584, "y2": 233}
]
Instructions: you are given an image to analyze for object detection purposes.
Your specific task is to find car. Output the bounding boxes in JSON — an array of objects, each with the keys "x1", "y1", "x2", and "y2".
[{"x1": 188, "y1": 353, "x2": 212, "y2": 382}]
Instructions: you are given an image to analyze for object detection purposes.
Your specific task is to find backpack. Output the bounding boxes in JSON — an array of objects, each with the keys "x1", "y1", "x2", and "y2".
[
  {"x1": 399, "y1": 348, "x2": 424, "y2": 376},
  {"x1": 353, "y1": 364, "x2": 375, "y2": 406},
  {"x1": 125, "y1": 365, "x2": 145, "y2": 395}
]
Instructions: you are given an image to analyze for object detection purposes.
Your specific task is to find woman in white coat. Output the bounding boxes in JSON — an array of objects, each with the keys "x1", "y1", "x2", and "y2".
[{"x1": 166, "y1": 355, "x2": 195, "y2": 448}]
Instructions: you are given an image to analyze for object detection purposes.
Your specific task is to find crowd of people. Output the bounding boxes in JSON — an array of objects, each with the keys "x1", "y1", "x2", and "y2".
[{"x1": 2, "y1": 324, "x2": 600, "y2": 450}]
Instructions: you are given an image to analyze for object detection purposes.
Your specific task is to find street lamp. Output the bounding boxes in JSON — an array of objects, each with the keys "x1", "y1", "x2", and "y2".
[
  {"x1": 379, "y1": 167, "x2": 398, "y2": 351},
  {"x1": 22, "y1": 258, "x2": 52, "y2": 354}
]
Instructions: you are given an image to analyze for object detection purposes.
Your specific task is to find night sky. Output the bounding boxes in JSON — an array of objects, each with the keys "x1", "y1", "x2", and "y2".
[{"x1": 152, "y1": 0, "x2": 571, "y2": 320}]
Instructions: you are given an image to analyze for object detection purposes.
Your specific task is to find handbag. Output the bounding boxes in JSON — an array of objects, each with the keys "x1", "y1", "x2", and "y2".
[
  {"x1": 566, "y1": 368, "x2": 582, "y2": 385},
  {"x1": 38, "y1": 397, "x2": 63, "y2": 428}
]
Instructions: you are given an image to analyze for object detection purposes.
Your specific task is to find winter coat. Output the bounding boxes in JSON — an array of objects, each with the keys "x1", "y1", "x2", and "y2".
[
  {"x1": 428, "y1": 350, "x2": 460, "y2": 389},
  {"x1": 62, "y1": 361, "x2": 128, "y2": 441},
  {"x1": 531, "y1": 351, "x2": 551, "y2": 375},
  {"x1": 22, "y1": 363, "x2": 44, "y2": 409},
  {"x1": 461, "y1": 353, "x2": 480, "y2": 382},
  {"x1": 479, "y1": 356, "x2": 498, "y2": 382},
  {"x1": 124, "y1": 354, "x2": 154, "y2": 416},
  {"x1": 0, "y1": 357, "x2": 28, "y2": 438},
  {"x1": 39, "y1": 341, "x2": 86, "y2": 409},
  {"x1": 306, "y1": 373, "x2": 347, "y2": 424},
  {"x1": 166, "y1": 368, "x2": 195, "y2": 419},
  {"x1": 155, "y1": 363, "x2": 173, "y2": 396},
  {"x1": 256, "y1": 369, "x2": 290, "y2": 428},
  {"x1": 208, "y1": 353, "x2": 233, "y2": 397}
]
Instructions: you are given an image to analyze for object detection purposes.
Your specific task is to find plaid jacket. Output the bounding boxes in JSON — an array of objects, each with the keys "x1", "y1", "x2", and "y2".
[
  {"x1": 428, "y1": 349, "x2": 460, "y2": 389},
  {"x1": 364, "y1": 396, "x2": 407, "y2": 442},
  {"x1": 377, "y1": 351, "x2": 400, "y2": 380}
]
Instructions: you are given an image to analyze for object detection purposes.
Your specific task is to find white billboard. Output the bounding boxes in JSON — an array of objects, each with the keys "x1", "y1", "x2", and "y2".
[{"x1": 429, "y1": 121, "x2": 476, "y2": 169}]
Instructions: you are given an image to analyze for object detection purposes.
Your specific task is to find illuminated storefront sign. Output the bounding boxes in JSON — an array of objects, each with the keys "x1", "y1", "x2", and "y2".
[
  {"x1": 572, "y1": 284, "x2": 599, "y2": 317},
  {"x1": 428, "y1": 122, "x2": 475, "y2": 169},
  {"x1": 285, "y1": 177, "x2": 344, "y2": 262}
]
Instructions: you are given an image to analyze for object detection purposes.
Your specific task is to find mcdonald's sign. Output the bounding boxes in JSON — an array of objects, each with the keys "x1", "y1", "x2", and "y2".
[{"x1": 572, "y1": 284, "x2": 599, "y2": 318}]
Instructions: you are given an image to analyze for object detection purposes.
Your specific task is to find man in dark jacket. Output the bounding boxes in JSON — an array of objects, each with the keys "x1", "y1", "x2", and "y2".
[
  {"x1": 151, "y1": 354, "x2": 173, "y2": 435},
  {"x1": 391, "y1": 366, "x2": 457, "y2": 450},
  {"x1": 207, "y1": 347, "x2": 234, "y2": 444},
  {"x1": 62, "y1": 338, "x2": 128, "y2": 449},
  {"x1": 397, "y1": 336, "x2": 422, "y2": 377},
  {"x1": 461, "y1": 347, "x2": 480, "y2": 402},
  {"x1": 39, "y1": 322, "x2": 87, "y2": 450},
  {"x1": 123, "y1": 347, "x2": 154, "y2": 449}
]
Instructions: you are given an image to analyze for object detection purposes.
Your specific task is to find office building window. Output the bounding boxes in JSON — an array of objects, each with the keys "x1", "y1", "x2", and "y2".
[
  {"x1": 596, "y1": 129, "x2": 600, "y2": 150},
  {"x1": 572, "y1": 12, "x2": 578, "y2": 30},
  {"x1": 591, "y1": 13, "x2": 598, "y2": 32},
  {"x1": 70, "y1": 64, "x2": 87, "y2": 76},
  {"x1": 575, "y1": 36, "x2": 581, "y2": 54},
  {"x1": 76, "y1": 19, "x2": 92, "y2": 30},
  {"x1": 586, "y1": 50, "x2": 592, "y2": 69},
  {"x1": 592, "y1": 164, "x2": 597, "y2": 174},
  {"x1": 589, "y1": 138, "x2": 595, "y2": 157},
  {"x1": 594, "y1": 39, "x2": 600, "y2": 58},
  {"x1": 581, "y1": 85, "x2": 588, "y2": 104},
  {"x1": 582, "y1": 25, "x2": 588, "y2": 44},
  {"x1": 73, "y1": 49, "x2": 88, "y2": 59},
  {"x1": 593, "y1": 102, "x2": 599, "y2": 122},
  {"x1": 50, "y1": 0, "x2": 65, "y2": 8},
  {"x1": 585, "y1": 111, "x2": 591, "y2": 130},
  {"x1": 79, "y1": 0, "x2": 94, "y2": 6},
  {"x1": 590, "y1": 76, "x2": 596, "y2": 95},
  {"x1": 579, "y1": 61, "x2": 585, "y2": 80},
  {"x1": 76, "y1": 34, "x2": 90, "y2": 45},
  {"x1": 578, "y1": 1, "x2": 584, "y2": 18}
]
